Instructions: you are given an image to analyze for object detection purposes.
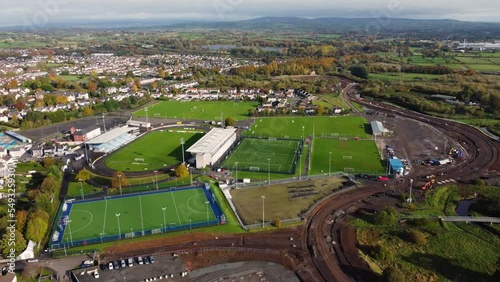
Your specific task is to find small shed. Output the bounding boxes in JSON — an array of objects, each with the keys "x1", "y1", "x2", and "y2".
[{"x1": 389, "y1": 159, "x2": 404, "y2": 174}]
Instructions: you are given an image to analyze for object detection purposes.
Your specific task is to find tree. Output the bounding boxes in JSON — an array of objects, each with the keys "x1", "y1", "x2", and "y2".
[
  {"x1": 82, "y1": 106, "x2": 94, "y2": 116},
  {"x1": 317, "y1": 105, "x2": 325, "y2": 115},
  {"x1": 132, "y1": 84, "x2": 139, "y2": 93},
  {"x1": 43, "y1": 156, "x2": 54, "y2": 168},
  {"x1": 34, "y1": 193, "x2": 53, "y2": 214},
  {"x1": 15, "y1": 210, "x2": 28, "y2": 233},
  {"x1": 25, "y1": 216, "x2": 48, "y2": 243},
  {"x1": 382, "y1": 266, "x2": 406, "y2": 282},
  {"x1": 111, "y1": 171, "x2": 128, "y2": 189},
  {"x1": 76, "y1": 168, "x2": 91, "y2": 182},
  {"x1": 225, "y1": 117, "x2": 236, "y2": 127},
  {"x1": 175, "y1": 163, "x2": 189, "y2": 178},
  {"x1": 40, "y1": 174, "x2": 58, "y2": 196},
  {"x1": 47, "y1": 165, "x2": 62, "y2": 181},
  {"x1": 407, "y1": 229, "x2": 427, "y2": 245},
  {"x1": 0, "y1": 230, "x2": 27, "y2": 257},
  {"x1": 350, "y1": 65, "x2": 368, "y2": 79}
]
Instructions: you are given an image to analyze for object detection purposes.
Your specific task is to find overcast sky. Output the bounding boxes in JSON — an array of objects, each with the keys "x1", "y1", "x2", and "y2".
[{"x1": 1, "y1": 0, "x2": 499, "y2": 27}]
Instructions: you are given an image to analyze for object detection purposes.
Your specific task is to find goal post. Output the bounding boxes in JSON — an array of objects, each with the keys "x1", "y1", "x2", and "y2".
[
  {"x1": 249, "y1": 166, "x2": 260, "y2": 172},
  {"x1": 343, "y1": 156, "x2": 353, "y2": 160},
  {"x1": 344, "y1": 167, "x2": 355, "y2": 173}
]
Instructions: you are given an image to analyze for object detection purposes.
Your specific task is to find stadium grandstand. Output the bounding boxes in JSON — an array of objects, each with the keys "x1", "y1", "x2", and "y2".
[
  {"x1": 5, "y1": 131, "x2": 32, "y2": 143},
  {"x1": 87, "y1": 126, "x2": 139, "y2": 153},
  {"x1": 187, "y1": 128, "x2": 237, "y2": 168}
]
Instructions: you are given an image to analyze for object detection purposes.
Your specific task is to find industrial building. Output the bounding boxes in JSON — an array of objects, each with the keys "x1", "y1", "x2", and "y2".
[
  {"x1": 371, "y1": 120, "x2": 389, "y2": 136},
  {"x1": 187, "y1": 128, "x2": 237, "y2": 168},
  {"x1": 71, "y1": 125, "x2": 101, "y2": 142}
]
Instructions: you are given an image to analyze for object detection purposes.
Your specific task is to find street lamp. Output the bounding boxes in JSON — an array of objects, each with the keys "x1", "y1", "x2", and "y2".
[
  {"x1": 329, "y1": 152, "x2": 332, "y2": 177},
  {"x1": 180, "y1": 138, "x2": 185, "y2": 164},
  {"x1": 117, "y1": 174, "x2": 122, "y2": 195},
  {"x1": 162, "y1": 207, "x2": 167, "y2": 233},
  {"x1": 154, "y1": 170, "x2": 158, "y2": 190},
  {"x1": 205, "y1": 201, "x2": 210, "y2": 225},
  {"x1": 67, "y1": 220, "x2": 73, "y2": 246},
  {"x1": 189, "y1": 219, "x2": 192, "y2": 230},
  {"x1": 261, "y1": 195, "x2": 266, "y2": 228},
  {"x1": 267, "y1": 159, "x2": 271, "y2": 184},
  {"x1": 115, "y1": 213, "x2": 121, "y2": 239},
  {"x1": 78, "y1": 179, "x2": 84, "y2": 200}
]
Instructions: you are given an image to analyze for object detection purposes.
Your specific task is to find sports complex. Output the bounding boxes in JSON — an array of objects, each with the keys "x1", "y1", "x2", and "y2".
[{"x1": 51, "y1": 185, "x2": 223, "y2": 248}]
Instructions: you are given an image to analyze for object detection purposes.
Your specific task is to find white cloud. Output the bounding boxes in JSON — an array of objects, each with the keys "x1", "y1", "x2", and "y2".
[{"x1": 1, "y1": 0, "x2": 498, "y2": 27}]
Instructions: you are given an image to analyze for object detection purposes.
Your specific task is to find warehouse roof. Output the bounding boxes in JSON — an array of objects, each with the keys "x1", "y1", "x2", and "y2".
[
  {"x1": 389, "y1": 158, "x2": 404, "y2": 170},
  {"x1": 187, "y1": 128, "x2": 236, "y2": 154}
]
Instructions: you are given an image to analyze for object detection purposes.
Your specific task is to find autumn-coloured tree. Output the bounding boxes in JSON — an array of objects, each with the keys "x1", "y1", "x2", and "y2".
[
  {"x1": 43, "y1": 157, "x2": 55, "y2": 168},
  {"x1": 175, "y1": 163, "x2": 189, "y2": 178},
  {"x1": 112, "y1": 171, "x2": 128, "y2": 189},
  {"x1": 82, "y1": 106, "x2": 94, "y2": 116},
  {"x1": 76, "y1": 168, "x2": 91, "y2": 182}
]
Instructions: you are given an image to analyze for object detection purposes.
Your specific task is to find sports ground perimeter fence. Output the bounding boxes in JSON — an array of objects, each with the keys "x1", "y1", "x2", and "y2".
[
  {"x1": 49, "y1": 185, "x2": 224, "y2": 250},
  {"x1": 222, "y1": 136, "x2": 304, "y2": 175}
]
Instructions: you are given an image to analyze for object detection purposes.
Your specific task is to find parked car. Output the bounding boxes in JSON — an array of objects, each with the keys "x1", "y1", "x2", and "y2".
[
  {"x1": 108, "y1": 262, "x2": 113, "y2": 270},
  {"x1": 137, "y1": 256, "x2": 143, "y2": 265},
  {"x1": 120, "y1": 259, "x2": 126, "y2": 268},
  {"x1": 148, "y1": 255, "x2": 155, "y2": 264},
  {"x1": 113, "y1": 260, "x2": 119, "y2": 269},
  {"x1": 144, "y1": 256, "x2": 150, "y2": 265},
  {"x1": 127, "y1": 258, "x2": 133, "y2": 267},
  {"x1": 94, "y1": 271, "x2": 100, "y2": 278}
]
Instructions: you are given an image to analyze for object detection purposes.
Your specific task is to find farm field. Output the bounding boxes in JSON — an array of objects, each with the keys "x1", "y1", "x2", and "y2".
[
  {"x1": 133, "y1": 101, "x2": 258, "y2": 121},
  {"x1": 105, "y1": 131, "x2": 203, "y2": 172},
  {"x1": 222, "y1": 138, "x2": 301, "y2": 174},
  {"x1": 231, "y1": 177, "x2": 344, "y2": 225},
  {"x1": 58, "y1": 188, "x2": 218, "y2": 244},
  {"x1": 243, "y1": 116, "x2": 370, "y2": 139},
  {"x1": 310, "y1": 139, "x2": 384, "y2": 175},
  {"x1": 369, "y1": 73, "x2": 442, "y2": 82}
]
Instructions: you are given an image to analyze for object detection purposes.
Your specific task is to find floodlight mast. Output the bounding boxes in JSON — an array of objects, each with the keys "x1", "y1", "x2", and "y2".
[
  {"x1": 261, "y1": 195, "x2": 266, "y2": 228},
  {"x1": 115, "y1": 213, "x2": 121, "y2": 239}
]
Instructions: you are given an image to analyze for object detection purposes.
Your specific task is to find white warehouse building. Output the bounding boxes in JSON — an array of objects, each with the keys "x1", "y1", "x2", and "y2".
[{"x1": 187, "y1": 128, "x2": 237, "y2": 168}]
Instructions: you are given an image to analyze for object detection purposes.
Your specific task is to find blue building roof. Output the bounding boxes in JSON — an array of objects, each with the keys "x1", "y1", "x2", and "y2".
[{"x1": 388, "y1": 159, "x2": 404, "y2": 170}]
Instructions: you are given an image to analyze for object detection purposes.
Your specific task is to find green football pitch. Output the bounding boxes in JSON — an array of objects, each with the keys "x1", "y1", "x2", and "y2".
[
  {"x1": 133, "y1": 101, "x2": 258, "y2": 121},
  {"x1": 222, "y1": 138, "x2": 301, "y2": 174},
  {"x1": 310, "y1": 139, "x2": 384, "y2": 175},
  {"x1": 62, "y1": 188, "x2": 216, "y2": 242},
  {"x1": 105, "y1": 131, "x2": 203, "y2": 172},
  {"x1": 242, "y1": 116, "x2": 370, "y2": 139}
]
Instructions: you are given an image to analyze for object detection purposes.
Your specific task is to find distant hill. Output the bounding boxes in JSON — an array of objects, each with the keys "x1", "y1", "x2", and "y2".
[{"x1": 170, "y1": 17, "x2": 500, "y2": 38}]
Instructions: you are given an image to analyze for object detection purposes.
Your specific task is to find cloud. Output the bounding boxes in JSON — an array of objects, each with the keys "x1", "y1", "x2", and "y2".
[{"x1": 1, "y1": 0, "x2": 499, "y2": 27}]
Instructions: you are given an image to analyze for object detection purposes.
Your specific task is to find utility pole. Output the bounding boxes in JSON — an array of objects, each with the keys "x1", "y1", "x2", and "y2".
[
  {"x1": 408, "y1": 178, "x2": 413, "y2": 203},
  {"x1": 261, "y1": 195, "x2": 265, "y2": 228},
  {"x1": 180, "y1": 138, "x2": 185, "y2": 164},
  {"x1": 235, "y1": 162, "x2": 238, "y2": 188},
  {"x1": 102, "y1": 114, "x2": 107, "y2": 132}
]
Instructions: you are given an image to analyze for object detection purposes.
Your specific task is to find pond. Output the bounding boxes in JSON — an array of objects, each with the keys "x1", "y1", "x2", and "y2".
[{"x1": 456, "y1": 199, "x2": 477, "y2": 216}]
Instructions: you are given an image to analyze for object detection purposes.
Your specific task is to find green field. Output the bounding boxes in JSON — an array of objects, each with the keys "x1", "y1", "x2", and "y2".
[
  {"x1": 222, "y1": 138, "x2": 301, "y2": 174},
  {"x1": 231, "y1": 177, "x2": 344, "y2": 225},
  {"x1": 105, "y1": 131, "x2": 203, "y2": 172},
  {"x1": 369, "y1": 73, "x2": 442, "y2": 82},
  {"x1": 60, "y1": 188, "x2": 217, "y2": 243},
  {"x1": 133, "y1": 101, "x2": 258, "y2": 121},
  {"x1": 310, "y1": 139, "x2": 384, "y2": 174},
  {"x1": 243, "y1": 116, "x2": 370, "y2": 139}
]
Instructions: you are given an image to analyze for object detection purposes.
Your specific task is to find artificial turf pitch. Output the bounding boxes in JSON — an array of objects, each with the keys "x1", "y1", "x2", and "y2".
[
  {"x1": 104, "y1": 131, "x2": 203, "y2": 172},
  {"x1": 222, "y1": 138, "x2": 301, "y2": 174},
  {"x1": 61, "y1": 188, "x2": 216, "y2": 242}
]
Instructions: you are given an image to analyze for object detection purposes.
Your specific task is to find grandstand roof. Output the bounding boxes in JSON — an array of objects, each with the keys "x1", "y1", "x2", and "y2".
[
  {"x1": 86, "y1": 126, "x2": 133, "y2": 144},
  {"x1": 187, "y1": 128, "x2": 236, "y2": 154}
]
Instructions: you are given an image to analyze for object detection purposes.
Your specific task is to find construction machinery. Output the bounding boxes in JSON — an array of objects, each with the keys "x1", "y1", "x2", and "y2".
[{"x1": 421, "y1": 175, "x2": 435, "y2": 190}]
